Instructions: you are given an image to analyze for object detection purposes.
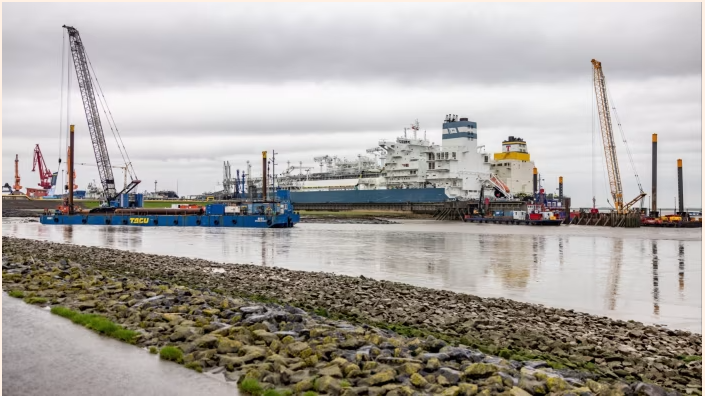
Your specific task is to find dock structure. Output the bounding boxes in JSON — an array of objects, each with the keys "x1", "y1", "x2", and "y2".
[
  {"x1": 433, "y1": 200, "x2": 482, "y2": 221},
  {"x1": 293, "y1": 202, "x2": 444, "y2": 214},
  {"x1": 433, "y1": 198, "x2": 568, "y2": 223},
  {"x1": 569, "y1": 211, "x2": 642, "y2": 228}
]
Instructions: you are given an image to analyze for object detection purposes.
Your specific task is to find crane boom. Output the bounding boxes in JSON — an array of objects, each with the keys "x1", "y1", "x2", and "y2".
[
  {"x1": 63, "y1": 25, "x2": 116, "y2": 201},
  {"x1": 592, "y1": 59, "x2": 646, "y2": 213},
  {"x1": 63, "y1": 25, "x2": 140, "y2": 203},
  {"x1": 591, "y1": 59, "x2": 625, "y2": 212}
]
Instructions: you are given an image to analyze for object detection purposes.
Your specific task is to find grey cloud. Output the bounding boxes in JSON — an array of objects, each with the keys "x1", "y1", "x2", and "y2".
[
  {"x1": 2, "y1": 131, "x2": 394, "y2": 167},
  {"x1": 2, "y1": 2, "x2": 701, "y2": 95},
  {"x1": 2, "y1": 3, "x2": 700, "y2": 206},
  {"x1": 4, "y1": 75, "x2": 699, "y2": 140}
]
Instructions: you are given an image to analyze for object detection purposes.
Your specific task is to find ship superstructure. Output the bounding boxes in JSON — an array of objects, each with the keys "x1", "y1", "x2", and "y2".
[
  {"x1": 238, "y1": 115, "x2": 537, "y2": 202},
  {"x1": 489, "y1": 136, "x2": 536, "y2": 195},
  {"x1": 378, "y1": 120, "x2": 437, "y2": 189},
  {"x1": 264, "y1": 154, "x2": 384, "y2": 192},
  {"x1": 425, "y1": 115, "x2": 494, "y2": 200}
]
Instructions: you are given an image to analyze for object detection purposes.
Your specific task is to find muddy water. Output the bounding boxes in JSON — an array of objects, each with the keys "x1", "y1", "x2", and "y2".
[{"x1": 3, "y1": 219, "x2": 701, "y2": 333}]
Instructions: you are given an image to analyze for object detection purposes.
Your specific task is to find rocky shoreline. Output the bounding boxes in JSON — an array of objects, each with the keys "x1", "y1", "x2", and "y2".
[{"x1": 2, "y1": 237, "x2": 701, "y2": 395}]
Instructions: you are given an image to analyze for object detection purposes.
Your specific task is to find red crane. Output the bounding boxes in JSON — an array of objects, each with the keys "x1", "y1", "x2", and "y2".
[{"x1": 32, "y1": 144, "x2": 53, "y2": 189}]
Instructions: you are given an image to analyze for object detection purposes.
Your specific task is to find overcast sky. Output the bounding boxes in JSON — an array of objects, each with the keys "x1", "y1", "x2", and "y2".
[{"x1": 3, "y1": 2, "x2": 701, "y2": 208}]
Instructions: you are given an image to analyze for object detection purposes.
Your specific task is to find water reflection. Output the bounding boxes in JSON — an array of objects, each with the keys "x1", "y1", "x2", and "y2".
[
  {"x1": 652, "y1": 241, "x2": 660, "y2": 316},
  {"x1": 63, "y1": 226, "x2": 74, "y2": 244},
  {"x1": 678, "y1": 241, "x2": 685, "y2": 298},
  {"x1": 531, "y1": 236, "x2": 540, "y2": 271},
  {"x1": 261, "y1": 231, "x2": 268, "y2": 266},
  {"x1": 2, "y1": 220, "x2": 701, "y2": 333},
  {"x1": 606, "y1": 239, "x2": 623, "y2": 311},
  {"x1": 127, "y1": 227, "x2": 143, "y2": 251},
  {"x1": 102, "y1": 227, "x2": 116, "y2": 247},
  {"x1": 486, "y1": 235, "x2": 534, "y2": 290}
]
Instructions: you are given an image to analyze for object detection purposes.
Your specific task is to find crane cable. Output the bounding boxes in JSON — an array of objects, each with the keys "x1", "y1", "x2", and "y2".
[
  {"x1": 86, "y1": 57, "x2": 128, "y2": 176},
  {"x1": 67, "y1": 37, "x2": 72, "y2": 192},
  {"x1": 59, "y1": 30, "x2": 73, "y2": 194},
  {"x1": 591, "y1": 71, "x2": 595, "y2": 208},
  {"x1": 83, "y1": 43, "x2": 138, "y2": 181},
  {"x1": 58, "y1": 29, "x2": 66, "y2": 192},
  {"x1": 606, "y1": 85, "x2": 645, "y2": 201},
  {"x1": 86, "y1": 55, "x2": 136, "y2": 181}
]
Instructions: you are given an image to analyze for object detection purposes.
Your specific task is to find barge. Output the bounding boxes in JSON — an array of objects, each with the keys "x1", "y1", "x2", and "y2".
[
  {"x1": 641, "y1": 213, "x2": 702, "y2": 228},
  {"x1": 461, "y1": 181, "x2": 566, "y2": 226},
  {"x1": 463, "y1": 209, "x2": 563, "y2": 227},
  {"x1": 40, "y1": 190, "x2": 300, "y2": 229}
]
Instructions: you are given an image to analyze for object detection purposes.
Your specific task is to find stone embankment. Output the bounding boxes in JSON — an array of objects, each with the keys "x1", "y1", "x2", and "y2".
[
  {"x1": 300, "y1": 217, "x2": 397, "y2": 225},
  {"x1": 2, "y1": 237, "x2": 701, "y2": 396}
]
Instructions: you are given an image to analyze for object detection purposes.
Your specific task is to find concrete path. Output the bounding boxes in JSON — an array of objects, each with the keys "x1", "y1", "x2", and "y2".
[{"x1": 2, "y1": 294, "x2": 239, "y2": 396}]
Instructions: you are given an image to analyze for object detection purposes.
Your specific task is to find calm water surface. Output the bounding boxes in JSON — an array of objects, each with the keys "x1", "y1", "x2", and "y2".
[{"x1": 3, "y1": 219, "x2": 701, "y2": 333}]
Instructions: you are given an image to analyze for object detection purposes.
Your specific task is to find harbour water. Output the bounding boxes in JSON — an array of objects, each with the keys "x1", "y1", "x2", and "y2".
[{"x1": 3, "y1": 218, "x2": 701, "y2": 333}]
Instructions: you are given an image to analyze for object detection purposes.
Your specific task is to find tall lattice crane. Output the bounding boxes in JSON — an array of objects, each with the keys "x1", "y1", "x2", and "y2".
[
  {"x1": 63, "y1": 25, "x2": 140, "y2": 203},
  {"x1": 591, "y1": 59, "x2": 646, "y2": 213}
]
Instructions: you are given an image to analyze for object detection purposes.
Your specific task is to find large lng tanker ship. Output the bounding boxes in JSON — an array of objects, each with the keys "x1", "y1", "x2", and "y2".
[{"x1": 246, "y1": 115, "x2": 538, "y2": 204}]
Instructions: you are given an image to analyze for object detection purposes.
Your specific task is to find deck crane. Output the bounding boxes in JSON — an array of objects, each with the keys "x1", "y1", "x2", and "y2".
[
  {"x1": 591, "y1": 59, "x2": 647, "y2": 214},
  {"x1": 32, "y1": 144, "x2": 53, "y2": 189},
  {"x1": 63, "y1": 25, "x2": 140, "y2": 206}
]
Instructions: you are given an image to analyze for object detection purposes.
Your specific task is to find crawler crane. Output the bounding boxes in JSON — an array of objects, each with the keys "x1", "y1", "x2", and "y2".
[
  {"x1": 63, "y1": 25, "x2": 141, "y2": 208},
  {"x1": 591, "y1": 59, "x2": 647, "y2": 213}
]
